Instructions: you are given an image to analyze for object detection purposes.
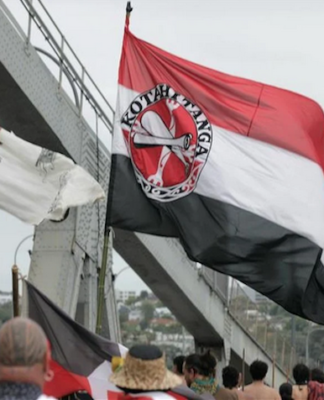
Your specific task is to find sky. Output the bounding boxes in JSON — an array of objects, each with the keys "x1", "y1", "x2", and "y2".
[{"x1": 0, "y1": 0, "x2": 324, "y2": 294}]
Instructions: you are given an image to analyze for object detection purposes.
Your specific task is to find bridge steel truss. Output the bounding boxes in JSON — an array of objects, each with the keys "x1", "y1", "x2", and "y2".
[{"x1": 0, "y1": 0, "x2": 288, "y2": 386}]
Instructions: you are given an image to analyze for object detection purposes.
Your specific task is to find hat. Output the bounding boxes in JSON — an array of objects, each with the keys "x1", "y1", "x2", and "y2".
[{"x1": 110, "y1": 344, "x2": 182, "y2": 391}]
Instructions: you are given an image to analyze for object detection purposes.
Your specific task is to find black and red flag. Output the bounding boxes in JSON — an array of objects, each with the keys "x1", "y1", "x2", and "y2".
[
  {"x1": 26, "y1": 280, "x2": 125, "y2": 399},
  {"x1": 26, "y1": 281, "x2": 200, "y2": 400},
  {"x1": 108, "y1": 13, "x2": 324, "y2": 323}
]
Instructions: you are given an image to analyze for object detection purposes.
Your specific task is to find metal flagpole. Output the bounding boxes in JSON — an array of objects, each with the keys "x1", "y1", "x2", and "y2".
[
  {"x1": 242, "y1": 348, "x2": 246, "y2": 390},
  {"x1": 11, "y1": 234, "x2": 33, "y2": 317},
  {"x1": 96, "y1": 231, "x2": 110, "y2": 334},
  {"x1": 12, "y1": 265, "x2": 19, "y2": 317},
  {"x1": 96, "y1": 1, "x2": 133, "y2": 335}
]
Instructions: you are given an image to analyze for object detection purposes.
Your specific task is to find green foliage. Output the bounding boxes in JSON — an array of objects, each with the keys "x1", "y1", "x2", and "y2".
[
  {"x1": 0, "y1": 301, "x2": 12, "y2": 325},
  {"x1": 119, "y1": 312, "x2": 129, "y2": 324},
  {"x1": 284, "y1": 317, "x2": 309, "y2": 333},
  {"x1": 139, "y1": 290, "x2": 149, "y2": 300},
  {"x1": 140, "y1": 320, "x2": 149, "y2": 330},
  {"x1": 155, "y1": 300, "x2": 164, "y2": 308},
  {"x1": 141, "y1": 301, "x2": 154, "y2": 323},
  {"x1": 125, "y1": 296, "x2": 137, "y2": 306}
]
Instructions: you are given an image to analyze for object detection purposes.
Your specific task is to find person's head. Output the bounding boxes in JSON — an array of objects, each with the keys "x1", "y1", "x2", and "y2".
[
  {"x1": 311, "y1": 368, "x2": 324, "y2": 383},
  {"x1": 293, "y1": 364, "x2": 309, "y2": 385},
  {"x1": 183, "y1": 351, "x2": 216, "y2": 386},
  {"x1": 249, "y1": 360, "x2": 268, "y2": 382},
  {"x1": 173, "y1": 355, "x2": 185, "y2": 375},
  {"x1": 222, "y1": 366, "x2": 239, "y2": 389},
  {"x1": 279, "y1": 383, "x2": 293, "y2": 400},
  {"x1": 0, "y1": 317, "x2": 52, "y2": 390},
  {"x1": 110, "y1": 344, "x2": 182, "y2": 392}
]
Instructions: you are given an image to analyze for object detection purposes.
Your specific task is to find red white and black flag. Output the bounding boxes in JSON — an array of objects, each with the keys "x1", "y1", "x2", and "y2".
[
  {"x1": 26, "y1": 280, "x2": 126, "y2": 399},
  {"x1": 108, "y1": 19, "x2": 324, "y2": 323},
  {"x1": 26, "y1": 281, "x2": 198, "y2": 400}
]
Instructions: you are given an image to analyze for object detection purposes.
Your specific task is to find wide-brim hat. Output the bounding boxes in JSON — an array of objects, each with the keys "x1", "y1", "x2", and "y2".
[{"x1": 110, "y1": 344, "x2": 182, "y2": 391}]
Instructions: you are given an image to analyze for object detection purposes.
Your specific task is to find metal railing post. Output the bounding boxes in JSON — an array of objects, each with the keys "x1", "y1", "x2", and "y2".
[
  {"x1": 18, "y1": 0, "x2": 114, "y2": 131},
  {"x1": 79, "y1": 66, "x2": 85, "y2": 117},
  {"x1": 306, "y1": 327, "x2": 324, "y2": 366},
  {"x1": 281, "y1": 338, "x2": 286, "y2": 367},
  {"x1": 25, "y1": 0, "x2": 33, "y2": 47},
  {"x1": 58, "y1": 35, "x2": 65, "y2": 90}
]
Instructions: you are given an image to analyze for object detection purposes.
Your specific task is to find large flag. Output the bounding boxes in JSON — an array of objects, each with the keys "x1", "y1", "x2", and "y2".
[
  {"x1": 0, "y1": 128, "x2": 104, "y2": 224},
  {"x1": 26, "y1": 281, "x2": 200, "y2": 400},
  {"x1": 108, "y1": 21, "x2": 324, "y2": 323}
]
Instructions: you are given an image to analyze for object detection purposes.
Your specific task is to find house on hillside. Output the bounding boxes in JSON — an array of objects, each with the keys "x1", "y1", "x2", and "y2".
[
  {"x1": 154, "y1": 307, "x2": 173, "y2": 318},
  {"x1": 115, "y1": 290, "x2": 137, "y2": 303},
  {"x1": 150, "y1": 318, "x2": 177, "y2": 328},
  {"x1": 129, "y1": 309, "x2": 142, "y2": 321}
]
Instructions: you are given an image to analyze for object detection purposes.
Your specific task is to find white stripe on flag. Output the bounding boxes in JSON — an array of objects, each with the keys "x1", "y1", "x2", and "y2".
[
  {"x1": 88, "y1": 361, "x2": 123, "y2": 400},
  {"x1": 195, "y1": 123, "x2": 324, "y2": 252},
  {"x1": 88, "y1": 346, "x2": 126, "y2": 400},
  {"x1": 114, "y1": 84, "x2": 324, "y2": 254},
  {"x1": 118, "y1": 343, "x2": 128, "y2": 356}
]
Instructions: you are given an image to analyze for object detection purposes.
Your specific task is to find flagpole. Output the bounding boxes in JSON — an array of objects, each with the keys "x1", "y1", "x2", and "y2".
[
  {"x1": 95, "y1": 1, "x2": 133, "y2": 335},
  {"x1": 96, "y1": 233, "x2": 110, "y2": 334},
  {"x1": 242, "y1": 348, "x2": 245, "y2": 391},
  {"x1": 126, "y1": 1, "x2": 133, "y2": 24},
  {"x1": 11, "y1": 234, "x2": 33, "y2": 317},
  {"x1": 12, "y1": 265, "x2": 19, "y2": 317}
]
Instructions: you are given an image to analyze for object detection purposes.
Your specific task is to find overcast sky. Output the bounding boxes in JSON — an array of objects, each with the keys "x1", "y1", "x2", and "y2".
[{"x1": 0, "y1": 0, "x2": 324, "y2": 294}]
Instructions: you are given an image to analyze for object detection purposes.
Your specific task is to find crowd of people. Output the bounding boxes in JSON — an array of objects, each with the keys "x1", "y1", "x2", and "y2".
[
  {"x1": 172, "y1": 354, "x2": 324, "y2": 400},
  {"x1": 0, "y1": 317, "x2": 324, "y2": 400}
]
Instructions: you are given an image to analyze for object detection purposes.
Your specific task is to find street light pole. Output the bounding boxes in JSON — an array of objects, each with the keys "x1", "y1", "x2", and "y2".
[
  {"x1": 306, "y1": 327, "x2": 324, "y2": 366},
  {"x1": 14, "y1": 234, "x2": 33, "y2": 266},
  {"x1": 112, "y1": 266, "x2": 130, "y2": 284}
]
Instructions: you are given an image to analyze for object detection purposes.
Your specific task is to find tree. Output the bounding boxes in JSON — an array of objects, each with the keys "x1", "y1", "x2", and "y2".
[
  {"x1": 0, "y1": 301, "x2": 12, "y2": 324},
  {"x1": 284, "y1": 317, "x2": 309, "y2": 333},
  {"x1": 141, "y1": 301, "x2": 154, "y2": 324},
  {"x1": 125, "y1": 296, "x2": 137, "y2": 306},
  {"x1": 119, "y1": 313, "x2": 129, "y2": 324},
  {"x1": 140, "y1": 319, "x2": 149, "y2": 330},
  {"x1": 140, "y1": 290, "x2": 149, "y2": 300}
]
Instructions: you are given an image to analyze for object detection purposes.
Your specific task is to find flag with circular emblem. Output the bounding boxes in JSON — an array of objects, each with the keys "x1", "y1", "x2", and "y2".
[{"x1": 108, "y1": 19, "x2": 324, "y2": 323}]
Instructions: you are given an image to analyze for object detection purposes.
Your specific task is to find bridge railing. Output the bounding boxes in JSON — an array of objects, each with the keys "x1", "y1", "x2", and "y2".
[
  {"x1": 200, "y1": 267, "x2": 228, "y2": 304},
  {"x1": 1, "y1": 0, "x2": 114, "y2": 139},
  {"x1": 2, "y1": 0, "x2": 319, "y2": 373},
  {"x1": 228, "y1": 279, "x2": 299, "y2": 376}
]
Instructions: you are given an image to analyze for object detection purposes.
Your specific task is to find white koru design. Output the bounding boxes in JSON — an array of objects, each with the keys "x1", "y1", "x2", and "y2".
[
  {"x1": 36, "y1": 149, "x2": 56, "y2": 179},
  {"x1": 48, "y1": 172, "x2": 68, "y2": 216}
]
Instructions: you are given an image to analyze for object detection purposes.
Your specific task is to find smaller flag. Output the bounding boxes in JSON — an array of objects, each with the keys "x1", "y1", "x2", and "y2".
[
  {"x1": 26, "y1": 281, "x2": 199, "y2": 400},
  {"x1": 0, "y1": 128, "x2": 104, "y2": 225},
  {"x1": 26, "y1": 280, "x2": 125, "y2": 399}
]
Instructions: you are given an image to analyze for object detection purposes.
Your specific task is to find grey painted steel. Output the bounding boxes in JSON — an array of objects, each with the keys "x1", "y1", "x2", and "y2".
[
  {"x1": 201, "y1": 268, "x2": 228, "y2": 304},
  {"x1": 0, "y1": 0, "x2": 119, "y2": 340},
  {"x1": 19, "y1": 0, "x2": 114, "y2": 131},
  {"x1": 0, "y1": 0, "x2": 287, "y2": 386},
  {"x1": 34, "y1": 47, "x2": 80, "y2": 109}
]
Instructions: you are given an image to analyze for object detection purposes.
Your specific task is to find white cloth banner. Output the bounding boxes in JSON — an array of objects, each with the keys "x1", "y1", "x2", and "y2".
[{"x1": 0, "y1": 128, "x2": 105, "y2": 225}]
